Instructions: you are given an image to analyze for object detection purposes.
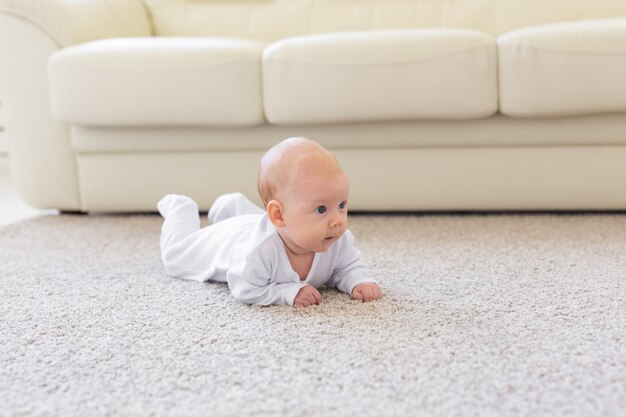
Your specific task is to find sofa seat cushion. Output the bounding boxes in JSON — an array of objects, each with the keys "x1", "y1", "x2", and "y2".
[
  {"x1": 48, "y1": 37, "x2": 266, "y2": 127},
  {"x1": 262, "y1": 29, "x2": 497, "y2": 125},
  {"x1": 498, "y1": 18, "x2": 626, "y2": 117}
]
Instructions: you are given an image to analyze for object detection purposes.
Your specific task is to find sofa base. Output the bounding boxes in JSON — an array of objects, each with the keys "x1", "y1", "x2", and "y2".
[{"x1": 77, "y1": 146, "x2": 626, "y2": 212}]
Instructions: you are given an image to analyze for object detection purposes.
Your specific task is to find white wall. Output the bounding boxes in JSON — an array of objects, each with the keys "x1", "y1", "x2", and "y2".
[{"x1": 0, "y1": 100, "x2": 6, "y2": 155}]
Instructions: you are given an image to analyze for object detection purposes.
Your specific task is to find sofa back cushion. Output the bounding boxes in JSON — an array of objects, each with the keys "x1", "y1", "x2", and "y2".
[
  {"x1": 144, "y1": 0, "x2": 626, "y2": 40},
  {"x1": 262, "y1": 29, "x2": 498, "y2": 124}
]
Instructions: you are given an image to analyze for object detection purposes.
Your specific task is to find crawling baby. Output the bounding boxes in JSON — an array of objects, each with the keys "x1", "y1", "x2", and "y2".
[{"x1": 157, "y1": 137, "x2": 383, "y2": 307}]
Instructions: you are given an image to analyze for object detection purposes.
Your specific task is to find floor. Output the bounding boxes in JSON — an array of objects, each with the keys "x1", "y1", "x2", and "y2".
[{"x1": 0, "y1": 157, "x2": 58, "y2": 227}]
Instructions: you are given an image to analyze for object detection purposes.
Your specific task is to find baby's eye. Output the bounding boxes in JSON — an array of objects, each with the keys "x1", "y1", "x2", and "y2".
[
  {"x1": 316, "y1": 206, "x2": 327, "y2": 214},
  {"x1": 339, "y1": 201, "x2": 346, "y2": 209}
]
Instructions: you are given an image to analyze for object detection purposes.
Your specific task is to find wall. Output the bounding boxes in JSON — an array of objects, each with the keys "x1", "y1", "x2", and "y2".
[{"x1": 0, "y1": 100, "x2": 6, "y2": 156}]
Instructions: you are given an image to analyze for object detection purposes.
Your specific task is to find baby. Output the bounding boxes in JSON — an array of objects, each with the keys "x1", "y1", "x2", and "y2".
[{"x1": 157, "y1": 137, "x2": 383, "y2": 307}]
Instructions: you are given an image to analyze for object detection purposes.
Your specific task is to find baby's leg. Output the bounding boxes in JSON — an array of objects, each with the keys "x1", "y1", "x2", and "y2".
[
  {"x1": 157, "y1": 194, "x2": 215, "y2": 280},
  {"x1": 208, "y1": 192, "x2": 264, "y2": 224},
  {"x1": 158, "y1": 194, "x2": 201, "y2": 251}
]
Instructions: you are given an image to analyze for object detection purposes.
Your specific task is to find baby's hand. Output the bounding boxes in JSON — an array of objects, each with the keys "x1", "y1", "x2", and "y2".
[
  {"x1": 293, "y1": 285, "x2": 321, "y2": 308},
  {"x1": 352, "y1": 283, "x2": 383, "y2": 303}
]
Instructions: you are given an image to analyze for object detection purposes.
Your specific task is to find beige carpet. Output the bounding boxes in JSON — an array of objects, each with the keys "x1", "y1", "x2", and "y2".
[{"x1": 1, "y1": 213, "x2": 625, "y2": 416}]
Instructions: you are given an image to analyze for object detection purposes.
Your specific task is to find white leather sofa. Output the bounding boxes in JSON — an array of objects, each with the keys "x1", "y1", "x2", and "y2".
[{"x1": 2, "y1": 0, "x2": 626, "y2": 212}]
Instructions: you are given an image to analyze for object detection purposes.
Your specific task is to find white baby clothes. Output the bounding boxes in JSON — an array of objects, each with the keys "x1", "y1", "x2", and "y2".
[{"x1": 157, "y1": 193, "x2": 377, "y2": 306}]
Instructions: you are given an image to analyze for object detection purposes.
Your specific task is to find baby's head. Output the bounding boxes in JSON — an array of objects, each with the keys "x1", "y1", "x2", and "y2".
[{"x1": 258, "y1": 137, "x2": 350, "y2": 254}]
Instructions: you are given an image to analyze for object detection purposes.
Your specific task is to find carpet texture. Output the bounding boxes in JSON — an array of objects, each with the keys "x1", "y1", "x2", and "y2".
[{"x1": 1, "y1": 213, "x2": 625, "y2": 417}]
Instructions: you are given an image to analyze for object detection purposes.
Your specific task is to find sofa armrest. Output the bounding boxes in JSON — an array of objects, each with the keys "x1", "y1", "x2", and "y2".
[
  {"x1": 0, "y1": 0, "x2": 152, "y2": 47},
  {"x1": 0, "y1": 0, "x2": 150, "y2": 210}
]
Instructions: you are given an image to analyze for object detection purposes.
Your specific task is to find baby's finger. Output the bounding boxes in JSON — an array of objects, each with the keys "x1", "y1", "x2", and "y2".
[
  {"x1": 312, "y1": 288, "x2": 321, "y2": 304},
  {"x1": 295, "y1": 299, "x2": 310, "y2": 308},
  {"x1": 366, "y1": 286, "x2": 382, "y2": 302},
  {"x1": 303, "y1": 290, "x2": 318, "y2": 306},
  {"x1": 368, "y1": 287, "x2": 379, "y2": 301}
]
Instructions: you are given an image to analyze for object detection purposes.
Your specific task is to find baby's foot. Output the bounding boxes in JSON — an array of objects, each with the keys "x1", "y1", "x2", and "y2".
[{"x1": 157, "y1": 194, "x2": 197, "y2": 217}]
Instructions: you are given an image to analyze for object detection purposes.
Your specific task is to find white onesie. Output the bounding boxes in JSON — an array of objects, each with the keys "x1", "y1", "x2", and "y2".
[{"x1": 157, "y1": 193, "x2": 377, "y2": 306}]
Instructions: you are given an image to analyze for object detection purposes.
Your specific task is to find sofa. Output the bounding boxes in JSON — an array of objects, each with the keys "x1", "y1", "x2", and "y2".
[{"x1": 1, "y1": 0, "x2": 626, "y2": 212}]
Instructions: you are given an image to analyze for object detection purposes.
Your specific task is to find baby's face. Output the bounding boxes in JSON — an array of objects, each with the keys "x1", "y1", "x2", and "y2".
[{"x1": 278, "y1": 171, "x2": 349, "y2": 254}]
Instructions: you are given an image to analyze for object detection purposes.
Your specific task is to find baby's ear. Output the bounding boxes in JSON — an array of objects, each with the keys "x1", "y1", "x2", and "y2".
[{"x1": 267, "y1": 200, "x2": 285, "y2": 227}]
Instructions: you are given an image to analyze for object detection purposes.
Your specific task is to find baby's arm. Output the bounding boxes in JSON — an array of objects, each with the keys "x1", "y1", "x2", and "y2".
[
  {"x1": 226, "y1": 255, "x2": 308, "y2": 306},
  {"x1": 328, "y1": 231, "x2": 382, "y2": 302},
  {"x1": 229, "y1": 278, "x2": 308, "y2": 306}
]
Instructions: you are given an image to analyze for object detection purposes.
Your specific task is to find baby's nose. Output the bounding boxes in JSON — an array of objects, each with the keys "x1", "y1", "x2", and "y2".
[{"x1": 329, "y1": 214, "x2": 343, "y2": 228}]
